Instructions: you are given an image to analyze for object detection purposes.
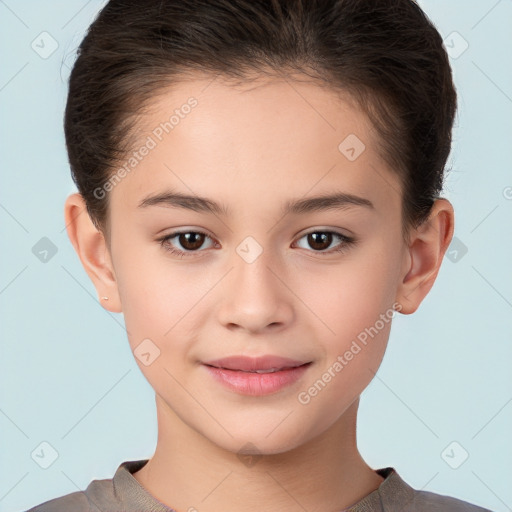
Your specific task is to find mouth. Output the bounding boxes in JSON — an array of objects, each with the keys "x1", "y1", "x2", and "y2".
[
  {"x1": 202, "y1": 355, "x2": 313, "y2": 396},
  {"x1": 203, "y1": 355, "x2": 311, "y2": 372}
]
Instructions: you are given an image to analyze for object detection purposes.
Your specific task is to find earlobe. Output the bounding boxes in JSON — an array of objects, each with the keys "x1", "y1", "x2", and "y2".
[
  {"x1": 64, "y1": 193, "x2": 122, "y2": 313},
  {"x1": 396, "y1": 198, "x2": 455, "y2": 315}
]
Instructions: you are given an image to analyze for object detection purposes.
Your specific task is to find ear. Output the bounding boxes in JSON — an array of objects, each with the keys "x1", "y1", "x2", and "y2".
[
  {"x1": 64, "y1": 193, "x2": 122, "y2": 313},
  {"x1": 396, "y1": 198, "x2": 454, "y2": 314}
]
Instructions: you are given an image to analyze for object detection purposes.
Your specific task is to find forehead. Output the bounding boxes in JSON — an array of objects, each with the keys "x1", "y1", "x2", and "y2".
[{"x1": 109, "y1": 73, "x2": 400, "y2": 216}]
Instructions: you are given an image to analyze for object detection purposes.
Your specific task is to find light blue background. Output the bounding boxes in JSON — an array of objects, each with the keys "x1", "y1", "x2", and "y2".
[{"x1": 1, "y1": 1, "x2": 511, "y2": 511}]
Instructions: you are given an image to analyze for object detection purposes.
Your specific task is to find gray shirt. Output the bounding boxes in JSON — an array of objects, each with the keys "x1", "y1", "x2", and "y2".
[{"x1": 25, "y1": 459, "x2": 493, "y2": 512}]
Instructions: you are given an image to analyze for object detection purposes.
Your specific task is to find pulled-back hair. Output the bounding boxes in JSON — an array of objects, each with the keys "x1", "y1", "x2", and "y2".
[{"x1": 64, "y1": 0, "x2": 457, "y2": 241}]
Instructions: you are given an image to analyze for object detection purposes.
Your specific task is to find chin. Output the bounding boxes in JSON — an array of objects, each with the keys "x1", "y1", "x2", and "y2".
[{"x1": 204, "y1": 421, "x2": 317, "y2": 459}]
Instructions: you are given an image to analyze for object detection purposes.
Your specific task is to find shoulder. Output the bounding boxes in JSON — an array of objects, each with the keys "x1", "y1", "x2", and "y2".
[
  {"x1": 371, "y1": 467, "x2": 494, "y2": 512},
  {"x1": 24, "y1": 460, "x2": 151, "y2": 512},
  {"x1": 408, "y1": 488, "x2": 493, "y2": 512},
  {"x1": 24, "y1": 477, "x2": 117, "y2": 512},
  {"x1": 25, "y1": 490, "x2": 91, "y2": 512}
]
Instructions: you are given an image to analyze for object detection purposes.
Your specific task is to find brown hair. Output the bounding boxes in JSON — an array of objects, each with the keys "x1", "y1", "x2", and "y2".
[{"x1": 64, "y1": 0, "x2": 457, "y2": 242}]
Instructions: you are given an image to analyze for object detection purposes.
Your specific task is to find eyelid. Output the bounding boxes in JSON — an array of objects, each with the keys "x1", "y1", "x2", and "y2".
[
  {"x1": 159, "y1": 228, "x2": 216, "y2": 247},
  {"x1": 292, "y1": 229, "x2": 355, "y2": 252},
  {"x1": 157, "y1": 227, "x2": 356, "y2": 258},
  {"x1": 296, "y1": 225, "x2": 355, "y2": 239}
]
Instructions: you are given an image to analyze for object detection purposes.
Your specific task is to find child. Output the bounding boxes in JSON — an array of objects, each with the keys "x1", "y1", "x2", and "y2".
[{"x1": 27, "y1": 0, "x2": 493, "y2": 510}]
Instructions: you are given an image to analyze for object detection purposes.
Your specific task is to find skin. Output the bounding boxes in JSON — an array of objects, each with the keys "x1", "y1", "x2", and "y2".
[{"x1": 64, "y1": 73, "x2": 454, "y2": 512}]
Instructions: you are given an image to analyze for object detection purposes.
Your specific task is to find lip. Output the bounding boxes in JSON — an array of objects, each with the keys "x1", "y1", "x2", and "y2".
[
  {"x1": 203, "y1": 355, "x2": 309, "y2": 371},
  {"x1": 202, "y1": 355, "x2": 312, "y2": 396}
]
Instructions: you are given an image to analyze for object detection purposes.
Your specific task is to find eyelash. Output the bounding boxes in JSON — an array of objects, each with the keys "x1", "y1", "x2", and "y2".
[{"x1": 157, "y1": 229, "x2": 356, "y2": 259}]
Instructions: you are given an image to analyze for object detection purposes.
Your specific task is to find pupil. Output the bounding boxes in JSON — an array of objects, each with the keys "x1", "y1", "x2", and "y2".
[
  {"x1": 181, "y1": 232, "x2": 204, "y2": 250},
  {"x1": 177, "y1": 232, "x2": 333, "y2": 252},
  {"x1": 309, "y1": 232, "x2": 331, "y2": 251}
]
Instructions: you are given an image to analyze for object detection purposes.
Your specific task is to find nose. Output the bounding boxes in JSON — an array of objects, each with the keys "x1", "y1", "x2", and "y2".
[{"x1": 216, "y1": 245, "x2": 294, "y2": 334}]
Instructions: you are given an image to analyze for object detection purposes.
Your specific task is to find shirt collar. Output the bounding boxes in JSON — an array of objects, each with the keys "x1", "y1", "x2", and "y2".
[
  {"x1": 344, "y1": 467, "x2": 416, "y2": 511},
  {"x1": 113, "y1": 459, "x2": 176, "y2": 511},
  {"x1": 113, "y1": 460, "x2": 416, "y2": 512}
]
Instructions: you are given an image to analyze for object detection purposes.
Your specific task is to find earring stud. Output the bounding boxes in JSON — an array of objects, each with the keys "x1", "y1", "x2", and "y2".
[{"x1": 101, "y1": 296, "x2": 109, "y2": 301}]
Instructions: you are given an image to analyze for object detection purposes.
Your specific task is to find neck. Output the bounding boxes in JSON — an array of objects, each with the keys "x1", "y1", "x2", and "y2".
[{"x1": 133, "y1": 396, "x2": 383, "y2": 512}]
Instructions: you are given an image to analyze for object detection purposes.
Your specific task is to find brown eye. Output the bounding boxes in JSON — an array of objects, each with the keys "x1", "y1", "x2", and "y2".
[
  {"x1": 159, "y1": 230, "x2": 215, "y2": 257},
  {"x1": 176, "y1": 232, "x2": 206, "y2": 251},
  {"x1": 307, "y1": 232, "x2": 334, "y2": 251},
  {"x1": 159, "y1": 229, "x2": 355, "y2": 259},
  {"x1": 294, "y1": 230, "x2": 356, "y2": 255}
]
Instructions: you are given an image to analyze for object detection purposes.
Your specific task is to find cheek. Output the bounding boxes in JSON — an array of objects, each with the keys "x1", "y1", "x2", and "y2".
[
  {"x1": 116, "y1": 250, "x2": 212, "y2": 363},
  {"x1": 296, "y1": 241, "x2": 400, "y2": 343},
  {"x1": 113, "y1": 248, "x2": 174, "y2": 348},
  {"x1": 116, "y1": 227, "x2": 401, "y2": 360}
]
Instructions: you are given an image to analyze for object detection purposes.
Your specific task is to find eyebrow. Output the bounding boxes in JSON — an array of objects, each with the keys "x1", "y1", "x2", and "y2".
[{"x1": 137, "y1": 189, "x2": 374, "y2": 216}]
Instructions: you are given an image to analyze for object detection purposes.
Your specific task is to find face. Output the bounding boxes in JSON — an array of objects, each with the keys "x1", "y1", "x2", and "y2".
[{"x1": 106, "y1": 73, "x2": 407, "y2": 455}]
